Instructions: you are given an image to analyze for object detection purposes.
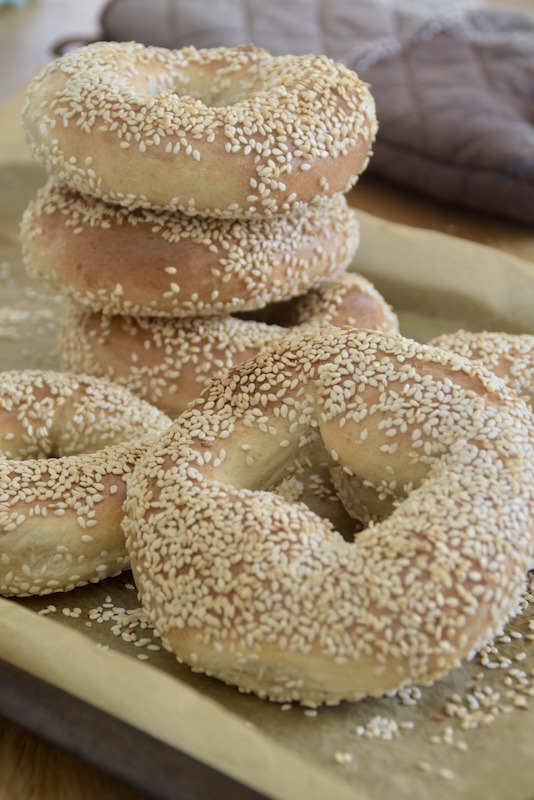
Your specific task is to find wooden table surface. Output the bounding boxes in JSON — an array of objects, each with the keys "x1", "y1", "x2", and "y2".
[{"x1": 0, "y1": 1, "x2": 533, "y2": 798}]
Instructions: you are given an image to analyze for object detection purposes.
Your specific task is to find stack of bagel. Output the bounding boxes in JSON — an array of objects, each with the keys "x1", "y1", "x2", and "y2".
[
  {"x1": 8, "y1": 40, "x2": 534, "y2": 710},
  {"x1": 20, "y1": 40, "x2": 398, "y2": 418}
]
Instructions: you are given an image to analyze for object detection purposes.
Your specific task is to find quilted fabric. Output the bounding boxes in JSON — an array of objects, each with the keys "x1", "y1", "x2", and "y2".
[{"x1": 62, "y1": 0, "x2": 534, "y2": 222}]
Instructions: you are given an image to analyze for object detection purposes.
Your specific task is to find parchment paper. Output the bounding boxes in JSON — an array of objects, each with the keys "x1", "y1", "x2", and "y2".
[{"x1": 1, "y1": 89, "x2": 533, "y2": 800}]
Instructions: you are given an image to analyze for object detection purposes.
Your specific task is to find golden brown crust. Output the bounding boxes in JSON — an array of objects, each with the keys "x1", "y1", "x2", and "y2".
[
  {"x1": 21, "y1": 42, "x2": 377, "y2": 217},
  {"x1": 21, "y1": 181, "x2": 360, "y2": 317},
  {"x1": 0, "y1": 370, "x2": 171, "y2": 596},
  {"x1": 58, "y1": 272, "x2": 399, "y2": 417},
  {"x1": 123, "y1": 328, "x2": 534, "y2": 705}
]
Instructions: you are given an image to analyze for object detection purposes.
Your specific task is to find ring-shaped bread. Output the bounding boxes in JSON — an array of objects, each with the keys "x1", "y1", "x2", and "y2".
[
  {"x1": 333, "y1": 329, "x2": 534, "y2": 527},
  {"x1": 58, "y1": 272, "x2": 399, "y2": 417},
  {"x1": 21, "y1": 182, "x2": 360, "y2": 318},
  {"x1": 429, "y1": 330, "x2": 534, "y2": 404},
  {"x1": 123, "y1": 328, "x2": 534, "y2": 705},
  {"x1": 21, "y1": 42, "x2": 377, "y2": 218},
  {"x1": 0, "y1": 370, "x2": 170, "y2": 596}
]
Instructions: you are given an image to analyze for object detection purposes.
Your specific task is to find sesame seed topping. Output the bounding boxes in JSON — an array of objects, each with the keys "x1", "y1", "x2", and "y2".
[
  {"x1": 122, "y1": 328, "x2": 534, "y2": 705},
  {"x1": 22, "y1": 42, "x2": 377, "y2": 217},
  {"x1": 21, "y1": 180, "x2": 362, "y2": 319},
  {"x1": 429, "y1": 330, "x2": 534, "y2": 405},
  {"x1": 0, "y1": 370, "x2": 170, "y2": 596},
  {"x1": 58, "y1": 271, "x2": 398, "y2": 418}
]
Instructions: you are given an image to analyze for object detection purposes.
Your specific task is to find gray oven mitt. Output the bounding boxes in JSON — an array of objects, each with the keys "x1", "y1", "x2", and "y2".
[{"x1": 58, "y1": 0, "x2": 534, "y2": 223}]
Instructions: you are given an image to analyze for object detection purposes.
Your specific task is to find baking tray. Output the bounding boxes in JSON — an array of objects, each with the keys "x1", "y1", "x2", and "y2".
[
  {"x1": 1, "y1": 127, "x2": 534, "y2": 799},
  {"x1": 0, "y1": 657, "x2": 269, "y2": 800}
]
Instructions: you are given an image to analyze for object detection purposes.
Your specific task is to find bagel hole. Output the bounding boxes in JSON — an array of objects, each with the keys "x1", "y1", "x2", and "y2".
[
  {"x1": 3, "y1": 437, "x2": 68, "y2": 461},
  {"x1": 172, "y1": 87, "x2": 247, "y2": 107},
  {"x1": 191, "y1": 72, "x2": 263, "y2": 107},
  {"x1": 44, "y1": 445, "x2": 60, "y2": 460},
  {"x1": 0, "y1": 425, "x2": 59, "y2": 461},
  {"x1": 275, "y1": 464, "x2": 367, "y2": 543},
  {"x1": 153, "y1": 70, "x2": 261, "y2": 108},
  {"x1": 235, "y1": 294, "x2": 307, "y2": 327},
  {"x1": 2, "y1": 426, "x2": 132, "y2": 461},
  {"x1": 4, "y1": 448, "x2": 59, "y2": 461}
]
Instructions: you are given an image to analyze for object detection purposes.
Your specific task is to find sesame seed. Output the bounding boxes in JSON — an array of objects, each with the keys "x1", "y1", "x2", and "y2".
[
  {"x1": 21, "y1": 180, "x2": 368, "y2": 323},
  {"x1": 57, "y1": 271, "x2": 398, "y2": 418},
  {"x1": 121, "y1": 327, "x2": 533, "y2": 705},
  {"x1": 0, "y1": 370, "x2": 170, "y2": 596},
  {"x1": 22, "y1": 41, "x2": 377, "y2": 217}
]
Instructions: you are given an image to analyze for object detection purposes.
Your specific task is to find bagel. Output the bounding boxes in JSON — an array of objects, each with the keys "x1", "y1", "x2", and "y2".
[
  {"x1": 123, "y1": 328, "x2": 534, "y2": 705},
  {"x1": 21, "y1": 41, "x2": 377, "y2": 217},
  {"x1": 0, "y1": 370, "x2": 170, "y2": 596},
  {"x1": 21, "y1": 182, "x2": 360, "y2": 318},
  {"x1": 428, "y1": 330, "x2": 534, "y2": 404},
  {"x1": 58, "y1": 272, "x2": 399, "y2": 417},
  {"x1": 333, "y1": 330, "x2": 534, "y2": 527}
]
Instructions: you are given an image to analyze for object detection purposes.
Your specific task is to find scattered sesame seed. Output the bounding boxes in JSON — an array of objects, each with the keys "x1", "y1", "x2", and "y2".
[{"x1": 334, "y1": 751, "x2": 353, "y2": 765}]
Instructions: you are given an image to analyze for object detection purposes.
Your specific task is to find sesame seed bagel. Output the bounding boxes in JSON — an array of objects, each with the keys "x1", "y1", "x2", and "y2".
[
  {"x1": 21, "y1": 41, "x2": 377, "y2": 217},
  {"x1": 333, "y1": 331, "x2": 534, "y2": 528},
  {"x1": 0, "y1": 370, "x2": 171, "y2": 597},
  {"x1": 428, "y1": 330, "x2": 534, "y2": 405},
  {"x1": 123, "y1": 328, "x2": 534, "y2": 705},
  {"x1": 58, "y1": 272, "x2": 399, "y2": 418},
  {"x1": 21, "y1": 182, "x2": 360, "y2": 318}
]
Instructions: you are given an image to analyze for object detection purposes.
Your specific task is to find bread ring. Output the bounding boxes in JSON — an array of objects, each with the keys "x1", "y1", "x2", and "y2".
[
  {"x1": 123, "y1": 327, "x2": 534, "y2": 705},
  {"x1": 333, "y1": 330, "x2": 534, "y2": 528},
  {"x1": 58, "y1": 272, "x2": 399, "y2": 417},
  {"x1": 0, "y1": 370, "x2": 170, "y2": 596},
  {"x1": 21, "y1": 42, "x2": 377, "y2": 217},
  {"x1": 21, "y1": 182, "x2": 360, "y2": 318},
  {"x1": 428, "y1": 330, "x2": 534, "y2": 404}
]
